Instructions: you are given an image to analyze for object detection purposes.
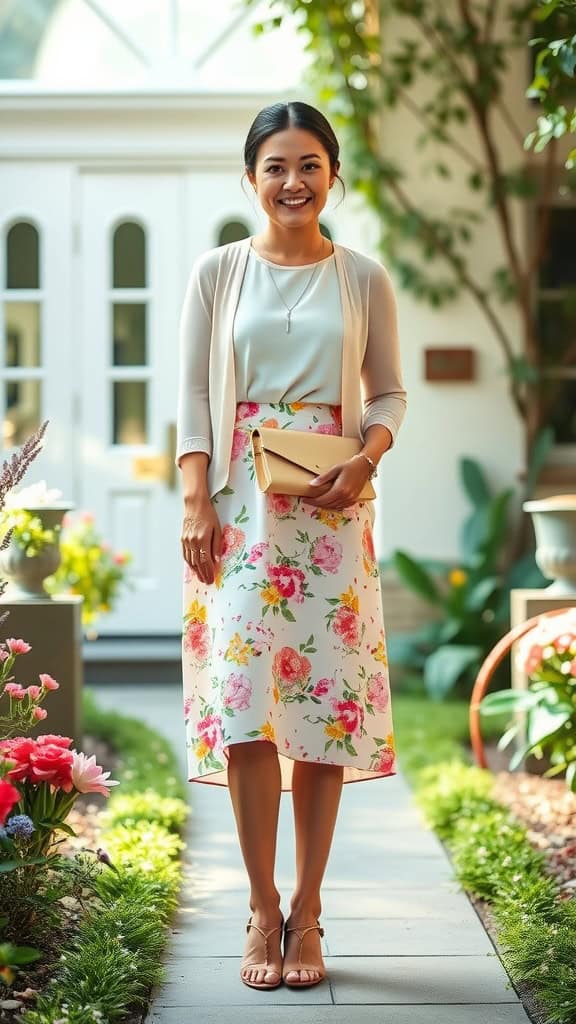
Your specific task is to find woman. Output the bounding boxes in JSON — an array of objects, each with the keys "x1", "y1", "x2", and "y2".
[{"x1": 176, "y1": 101, "x2": 407, "y2": 992}]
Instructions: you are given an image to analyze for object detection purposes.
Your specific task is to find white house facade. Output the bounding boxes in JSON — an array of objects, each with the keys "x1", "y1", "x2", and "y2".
[{"x1": 0, "y1": 1, "x2": 573, "y2": 641}]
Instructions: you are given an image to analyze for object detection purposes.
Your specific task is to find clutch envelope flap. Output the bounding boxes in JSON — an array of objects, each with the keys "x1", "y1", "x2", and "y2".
[{"x1": 251, "y1": 426, "x2": 362, "y2": 474}]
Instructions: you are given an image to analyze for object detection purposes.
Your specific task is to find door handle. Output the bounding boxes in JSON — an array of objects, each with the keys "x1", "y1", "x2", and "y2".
[{"x1": 131, "y1": 422, "x2": 177, "y2": 489}]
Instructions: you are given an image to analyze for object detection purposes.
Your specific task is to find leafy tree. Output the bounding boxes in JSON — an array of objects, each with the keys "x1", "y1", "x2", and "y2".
[
  {"x1": 244, "y1": 0, "x2": 576, "y2": 485},
  {"x1": 525, "y1": 0, "x2": 576, "y2": 165}
]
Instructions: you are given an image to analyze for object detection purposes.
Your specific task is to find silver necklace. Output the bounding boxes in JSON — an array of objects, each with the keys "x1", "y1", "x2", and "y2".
[{"x1": 259, "y1": 239, "x2": 330, "y2": 334}]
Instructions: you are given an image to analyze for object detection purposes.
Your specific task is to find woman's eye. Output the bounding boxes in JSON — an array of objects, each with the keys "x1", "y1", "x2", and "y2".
[{"x1": 267, "y1": 164, "x2": 319, "y2": 172}]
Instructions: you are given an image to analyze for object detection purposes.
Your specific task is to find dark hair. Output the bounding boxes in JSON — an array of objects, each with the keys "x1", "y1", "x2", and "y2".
[{"x1": 242, "y1": 100, "x2": 345, "y2": 204}]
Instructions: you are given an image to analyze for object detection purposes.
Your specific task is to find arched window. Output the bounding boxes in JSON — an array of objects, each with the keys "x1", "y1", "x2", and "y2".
[
  {"x1": 111, "y1": 220, "x2": 148, "y2": 445},
  {"x1": 217, "y1": 220, "x2": 251, "y2": 245},
  {"x1": 2, "y1": 221, "x2": 42, "y2": 448}
]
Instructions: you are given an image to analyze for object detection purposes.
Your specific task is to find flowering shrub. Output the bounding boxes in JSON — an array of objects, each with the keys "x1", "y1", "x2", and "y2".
[
  {"x1": 0, "y1": 637, "x2": 60, "y2": 738},
  {"x1": 0, "y1": 509, "x2": 61, "y2": 558},
  {"x1": 479, "y1": 608, "x2": 576, "y2": 791},
  {"x1": 44, "y1": 512, "x2": 131, "y2": 632}
]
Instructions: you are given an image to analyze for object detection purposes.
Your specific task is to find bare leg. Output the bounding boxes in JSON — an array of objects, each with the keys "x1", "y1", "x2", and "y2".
[
  {"x1": 227, "y1": 740, "x2": 283, "y2": 986},
  {"x1": 284, "y1": 760, "x2": 344, "y2": 984}
]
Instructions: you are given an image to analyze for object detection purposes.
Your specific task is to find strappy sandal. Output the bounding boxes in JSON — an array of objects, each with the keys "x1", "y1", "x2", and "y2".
[
  {"x1": 282, "y1": 919, "x2": 326, "y2": 988},
  {"x1": 240, "y1": 915, "x2": 284, "y2": 990}
]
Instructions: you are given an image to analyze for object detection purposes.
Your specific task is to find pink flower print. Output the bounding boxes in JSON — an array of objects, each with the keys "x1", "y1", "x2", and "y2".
[
  {"x1": 197, "y1": 713, "x2": 223, "y2": 751},
  {"x1": 223, "y1": 672, "x2": 252, "y2": 711},
  {"x1": 236, "y1": 402, "x2": 260, "y2": 420},
  {"x1": 366, "y1": 672, "x2": 389, "y2": 712},
  {"x1": 221, "y1": 524, "x2": 245, "y2": 560},
  {"x1": 331, "y1": 698, "x2": 364, "y2": 737},
  {"x1": 231, "y1": 428, "x2": 250, "y2": 461},
  {"x1": 311, "y1": 535, "x2": 343, "y2": 573},
  {"x1": 333, "y1": 606, "x2": 360, "y2": 648},
  {"x1": 184, "y1": 620, "x2": 211, "y2": 662},
  {"x1": 247, "y1": 542, "x2": 269, "y2": 564},
  {"x1": 375, "y1": 745, "x2": 395, "y2": 773},
  {"x1": 184, "y1": 696, "x2": 193, "y2": 718},
  {"x1": 313, "y1": 422, "x2": 340, "y2": 435},
  {"x1": 267, "y1": 563, "x2": 306, "y2": 603},
  {"x1": 272, "y1": 646, "x2": 311, "y2": 699},
  {"x1": 312, "y1": 677, "x2": 335, "y2": 697},
  {"x1": 267, "y1": 493, "x2": 296, "y2": 517}
]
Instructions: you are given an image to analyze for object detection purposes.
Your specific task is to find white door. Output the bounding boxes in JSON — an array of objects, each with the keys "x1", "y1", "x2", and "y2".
[{"x1": 79, "y1": 171, "x2": 184, "y2": 634}]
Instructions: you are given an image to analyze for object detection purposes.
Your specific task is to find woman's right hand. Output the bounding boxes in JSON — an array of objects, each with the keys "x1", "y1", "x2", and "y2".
[{"x1": 181, "y1": 497, "x2": 222, "y2": 585}]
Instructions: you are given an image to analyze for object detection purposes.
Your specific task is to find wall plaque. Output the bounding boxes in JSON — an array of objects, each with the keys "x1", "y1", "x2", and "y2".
[{"x1": 425, "y1": 347, "x2": 475, "y2": 381}]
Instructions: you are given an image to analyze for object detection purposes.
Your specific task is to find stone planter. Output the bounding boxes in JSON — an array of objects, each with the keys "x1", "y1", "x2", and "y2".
[
  {"x1": 523, "y1": 494, "x2": 576, "y2": 596},
  {"x1": 0, "y1": 503, "x2": 74, "y2": 600}
]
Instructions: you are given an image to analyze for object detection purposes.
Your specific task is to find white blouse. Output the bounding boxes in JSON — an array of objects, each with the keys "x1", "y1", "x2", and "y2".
[{"x1": 233, "y1": 245, "x2": 343, "y2": 404}]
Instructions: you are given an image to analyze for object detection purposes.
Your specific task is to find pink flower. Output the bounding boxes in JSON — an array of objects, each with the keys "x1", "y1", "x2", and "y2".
[
  {"x1": 184, "y1": 620, "x2": 211, "y2": 661},
  {"x1": 236, "y1": 402, "x2": 260, "y2": 420},
  {"x1": 375, "y1": 745, "x2": 395, "y2": 773},
  {"x1": 267, "y1": 563, "x2": 306, "y2": 603},
  {"x1": 197, "y1": 713, "x2": 223, "y2": 751},
  {"x1": 554, "y1": 634, "x2": 573, "y2": 654},
  {"x1": 4, "y1": 683, "x2": 25, "y2": 697},
  {"x1": 333, "y1": 606, "x2": 360, "y2": 648},
  {"x1": 26, "y1": 685, "x2": 42, "y2": 700},
  {"x1": 331, "y1": 698, "x2": 364, "y2": 737},
  {"x1": 272, "y1": 647, "x2": 311, "y2": 691},
  {"x1": 231, "y1": 428, "x2": 250, "y2": 461},
  {"x1": 311, "y1": 536, "x2": 342, "y2": 573},
  {"x1": 113, "y1": 552, "x2": 128, "y2": 565},
  {"x1": 32, "y1": 707, "x2": 48, "y2": 720},
  {"x1": 183, "y1": 696, "x2": 193, "y2": 717},
  {"x1": 313, "y1": 422, "x2": 339, "y2": 435},
  {"x1": 81, "y1": 512, "x2": 95, "y2": 524},
  {"x1": 312, "y1": 677, "x2": 335, "y2": 697},
  {"x1": 221, "y1": 524, "x2": 245, "y2": 560},
  {"x1": 223, "y1": 672, "x2": 252, "y2": 711},
  {"x1": 39, "y1": 674, "x2": 59, "y2": 691},
  {"x1": 0, "y1": 778, "x2": 21, "y2": 825},
  {"x1": 36, "y1": 735, "x2": 72, "y2": 747},
  {"x1": 0, "y1": 650, "x2": 9, "y2": 663},
  {"x1": 247, "y1": 542, "x2": 269, "y2": 564},
  {"x1": 366, "y1": 672, "x2": 389, "y2": 712},
  {"x1": 267, "y1": 493, "x2": 296, "y2": 517},
  {"x1": 5, "y1": 685, "x2": 26, "y2": 700},
  {"x1": 71, "y1": 751, "x2": 119, "y2": 796},
  {"x1": 5, "y1": 639, "x2": 31, "y2": 655}
]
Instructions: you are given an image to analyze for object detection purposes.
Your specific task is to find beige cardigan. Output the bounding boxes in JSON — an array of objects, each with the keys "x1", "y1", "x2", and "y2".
[{"x1": 176, "y1": 234, "x2": 407, "y2": 499}]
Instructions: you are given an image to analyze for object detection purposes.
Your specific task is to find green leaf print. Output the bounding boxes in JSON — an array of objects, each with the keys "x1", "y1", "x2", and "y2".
[
  {"x1": 221, "y1": 485, "x2": 235, "y2": 495},
  {"x1": 235, "y1": 504, "x2": 249, "y2": 524},
  {"x1": 324, "y1": 740, "x2": 334, "y2": 753},
  {"x1": 281, "y1": 606, "x2": 296, "y2": 622},
  {"x1": 245, "y1": 730, "x2": 262, "y2": 737},
  {"x1": 344, "y1": 737, "x2": 358, "y2": 757}
]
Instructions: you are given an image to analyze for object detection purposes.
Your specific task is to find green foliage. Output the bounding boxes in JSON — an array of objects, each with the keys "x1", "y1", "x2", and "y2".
[
  {"x1": 448, "y1": 809, "x2": 546, "y2": 899},
  {"x1": 0, "y1": 509, "x2": 60, "y2": 557},
  {"x1": 411, "y1": 758, "x2": 498, "y2": 838},
  {"x1": 98, "y1": 789, "x2": 189, "y2": 831},
  {"x1": 525, "y1": 1, "x2": 576, "y2": 167}
]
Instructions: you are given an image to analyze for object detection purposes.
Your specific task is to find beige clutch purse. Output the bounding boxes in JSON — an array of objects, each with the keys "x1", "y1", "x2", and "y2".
[{"x1": 250, "y1": 426, "x2": 376, "y2": 501}]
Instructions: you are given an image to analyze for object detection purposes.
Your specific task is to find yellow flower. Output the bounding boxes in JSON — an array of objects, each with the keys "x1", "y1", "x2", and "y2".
[
  {"x1": 225, "y1": 632, "x2": 251, "y2": 665},
  {"x1": 385, "y1": 732, "x2": 395, "y2": 750},
  {"x1": 261, "y1": 584, "x2": 281, "y2": 606},
  {"x1": 186, "y1": 598, "x2": 207, "y2": 622},
  {"x1": 449, "y1": 568, "x2": 468, "y2": 588},
  {"x1": 316, "y1": 509, "x2": 344, "y2": 531},
  {"x1": 272, "y1": 683, "x2": 280, "y2": 704},
  {"x1": 260, "y1": 721, "x2": 276, "y2": 742},
  {"x1": 339, "y1": 585, "x2": 359, "y2": 614},
  {"x1": 371, "y1": 640, "x2": 388, "y2": 666},
  {"x1": 290, "y1": 401, "x2": 307, "y2": 411},
  {"x1": 325, "y1": 721, "x2": 346, "y2": 741},
  {"x1": 195, "y1": 740, "x2": 210, "y2": 761}
]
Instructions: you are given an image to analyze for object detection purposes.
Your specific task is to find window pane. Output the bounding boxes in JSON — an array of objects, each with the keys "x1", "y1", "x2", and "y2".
[
  {"x1": 4, "y1": 302, "x2": 41, "y2": 367},
  {"x1": 539, "y1": 208, "x2": 576, "y2": 288},
  {"x1": 538, "y1": 296, "x2": 576, "y2": 369},
  {"x1": 113, "y1": 381, "x2": 147, "y2": 444},
  {"x1": 113, "y1": 303, "x2": 146, "y2": 365},
  {"x1": 113, "y1": 222, "x2": 146, "y2": 288},
  {"x1": 218, "y1": 220, "x2": 250, "y2": 245},
  {"x1": 3, "y1": 380, "x2": 41, "y2": 448},
  {"x1": 6, "y1": 223, "x2": 39, "y2": 289},
  {"x1": 541, "y1": 378, "x2": 576, "y2": 445}
]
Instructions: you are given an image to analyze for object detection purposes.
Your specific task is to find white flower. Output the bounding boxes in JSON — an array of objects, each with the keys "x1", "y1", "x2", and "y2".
[{"x1": 4, "y1": 480, "x2": 63, "y2": 509}]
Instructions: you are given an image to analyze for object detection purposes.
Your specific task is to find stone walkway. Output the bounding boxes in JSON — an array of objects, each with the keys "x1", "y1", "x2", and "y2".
[{"x1": 88, "y1": 682, "x2": 531, "y2": 1023}]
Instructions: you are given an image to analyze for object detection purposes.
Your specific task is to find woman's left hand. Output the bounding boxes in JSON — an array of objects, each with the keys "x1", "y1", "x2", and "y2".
[{"x1": 303, "y1": 456, "x2": 372, "y2": 510}]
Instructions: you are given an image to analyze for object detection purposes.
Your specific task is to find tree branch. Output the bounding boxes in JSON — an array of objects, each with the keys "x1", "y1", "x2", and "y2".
[
  {"x1": 497, "y1": 99, "x2": 528, "y2": 150},
  {"x1": 394, "y1": 85, "x2": 486, "y2": 172},
  {"x1": 525, "y1": 137, "x2": 558, "y2": 282}
]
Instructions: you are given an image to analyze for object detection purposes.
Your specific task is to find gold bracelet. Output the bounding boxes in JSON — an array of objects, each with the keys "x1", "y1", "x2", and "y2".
[{"x1": 355, "y1": 453, "x2": 378, "y2": 479}]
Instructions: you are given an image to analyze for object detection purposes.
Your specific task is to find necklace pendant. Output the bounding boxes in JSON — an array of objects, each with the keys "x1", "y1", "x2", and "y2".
[{"x1": 286, "y1": 310, "x2": 291, "y2": 333}]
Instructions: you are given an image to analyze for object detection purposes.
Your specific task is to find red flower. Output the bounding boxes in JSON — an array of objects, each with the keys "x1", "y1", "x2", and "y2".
[
  {"x1": 0, "y1": 737, "x2": 37, "y2": 781},
  {"x1": 331, "y1": 698, "x2": 364, "y2": 736},
  {"x1": 184, "y1": 620, "x2": 211, "y2": 661},
  {"x1": 236, "y1": 402, "x2": 260, "y2": 420},
  {"x1": 333, "y1": 606, "x2": 360, "y2": 647},
  {"x1": 221, "y1": 524, "x2": 245, "y2": 559},
  {"x1": 0, "y1": 778, "x2": 21, "y2": 825},
  {"x1": 267, "y1": 564, "x2": 306, "y2": 603},
  {"x1": 273, "y1": 647, "x2": 311, "y2": 685},
  {"x1": 375, "y1": 745, "x2": 395, "y2": 773},
  {"x1": 362, "y1": 523, "x2": 376, "y2": 562},
  {"x1": 29, "y1": 742, "x2": 74, "y2": 792}
]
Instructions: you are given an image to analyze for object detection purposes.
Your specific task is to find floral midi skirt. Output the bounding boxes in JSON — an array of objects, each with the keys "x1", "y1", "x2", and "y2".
[{"x1": 182, "y1": 400, "x2": 397, "y2": 790}]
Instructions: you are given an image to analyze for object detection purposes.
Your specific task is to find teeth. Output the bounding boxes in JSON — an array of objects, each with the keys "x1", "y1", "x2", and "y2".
[{"x1": 281, "y1": 198, "x2": 309, "y2": 206}]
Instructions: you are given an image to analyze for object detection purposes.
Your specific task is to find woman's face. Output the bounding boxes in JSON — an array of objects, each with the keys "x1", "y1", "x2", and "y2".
[{"x1": 247, "y1": 127, "x2": 337, "y2": 227}]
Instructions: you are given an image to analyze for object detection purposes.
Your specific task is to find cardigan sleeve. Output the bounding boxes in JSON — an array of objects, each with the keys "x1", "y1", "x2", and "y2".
[
  {"x1": 175, "y1": 256, "x2": 215, "y2": 468},
  {"x1": 361, "y1": 260, "x2": 407, "y2": 447}
]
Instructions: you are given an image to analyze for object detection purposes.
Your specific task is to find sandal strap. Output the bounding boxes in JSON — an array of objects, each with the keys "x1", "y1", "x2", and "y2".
[
  {"x1": 285, "y1": 920, "x2": 324, "y2": 940},
  {"x1": 245, "y1": 916, "x2": 283, "y2": 939}
]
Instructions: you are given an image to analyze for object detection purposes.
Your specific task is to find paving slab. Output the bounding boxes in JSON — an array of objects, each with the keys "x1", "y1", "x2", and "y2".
[{"x1": 87, "y1": 684, "x2": 530, "y2": 1023}]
